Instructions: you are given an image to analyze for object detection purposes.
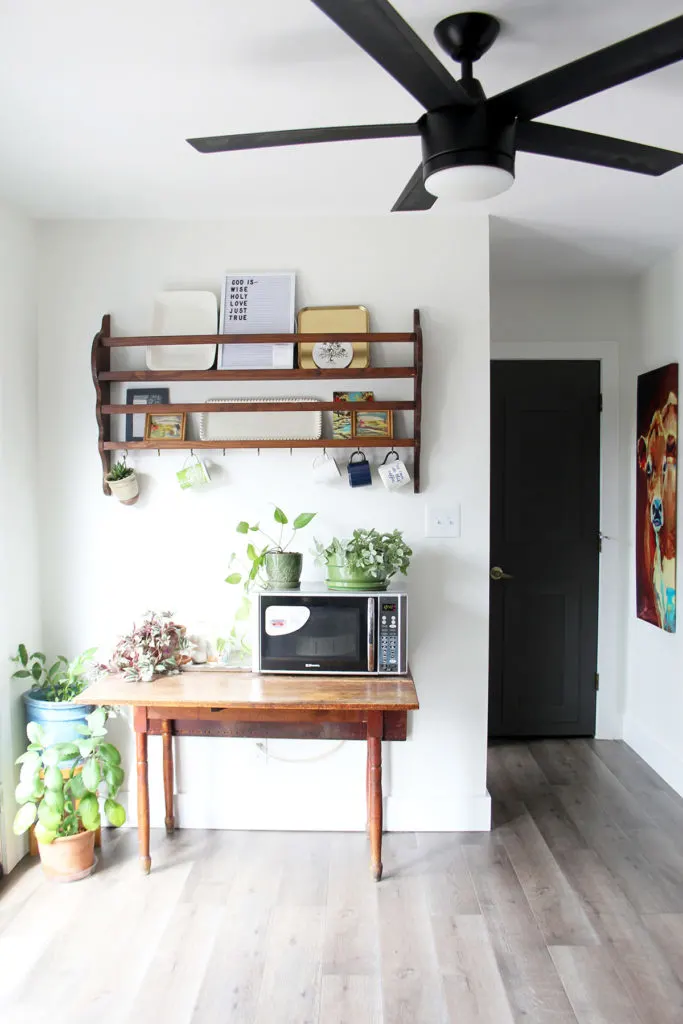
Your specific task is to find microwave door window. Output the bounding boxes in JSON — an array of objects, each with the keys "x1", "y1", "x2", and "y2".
[{"x1": 261, "y1": 602, "x2": 367, "y2": 672}]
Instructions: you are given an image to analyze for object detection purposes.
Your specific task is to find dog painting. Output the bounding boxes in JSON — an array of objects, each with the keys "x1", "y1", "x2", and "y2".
[{"x1": 636, "y1": 364, "x2": 678, "y2": 632}]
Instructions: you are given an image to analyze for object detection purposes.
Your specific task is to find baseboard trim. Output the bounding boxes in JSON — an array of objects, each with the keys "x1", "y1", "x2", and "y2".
[
  {"x1": 115, "y1": 789, "x2": 492, "y2": 833},
  {"x1": 622, "y1": 714, "x2": 683, "y2": 797}
]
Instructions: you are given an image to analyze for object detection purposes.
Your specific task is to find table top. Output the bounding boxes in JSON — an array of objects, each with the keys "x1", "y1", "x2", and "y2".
[{"x1": 74, "y1": 670, "x2": 419, "y2": 712}]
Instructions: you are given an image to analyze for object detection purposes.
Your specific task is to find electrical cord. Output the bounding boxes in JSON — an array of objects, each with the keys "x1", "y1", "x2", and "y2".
[{"x1": 256, "y1": 740, "x2": 345, "y2": 763}]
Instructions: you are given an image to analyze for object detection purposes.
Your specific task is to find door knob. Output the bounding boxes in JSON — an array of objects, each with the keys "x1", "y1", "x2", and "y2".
[{"x1": 490, "y1": 565, "x2": 514, "y2": 581}]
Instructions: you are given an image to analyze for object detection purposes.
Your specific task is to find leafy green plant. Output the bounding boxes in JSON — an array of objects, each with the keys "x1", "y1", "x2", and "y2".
[
  {"x1": 226, "y1": 505, "x2": 316, "y2": 591},
  {"x1": 315, "y1": 528, "x2": 412, "y2": 581},
  {"x1": 12, "y1": 710, "x2": 126, "y2": 844},
  {"x1": 106, "y1": 459, "x2": 134, "y2": 481},
  {"x1": 12, "y1": 646, "x2": 99, "y2": 703},
  {"x1": 216, "y1": 627, "x2": 252, "y2": 663}
]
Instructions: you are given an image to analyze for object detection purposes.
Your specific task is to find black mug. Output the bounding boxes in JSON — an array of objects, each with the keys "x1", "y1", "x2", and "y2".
[{"x1": 347, "y1": 450, "x2": 372, "y2": 487}]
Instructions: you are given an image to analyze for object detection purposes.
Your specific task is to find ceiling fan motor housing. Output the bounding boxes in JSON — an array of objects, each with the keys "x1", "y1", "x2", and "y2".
[{"x1": 419, "y1": 106, "x2": 516, "y2": 182}]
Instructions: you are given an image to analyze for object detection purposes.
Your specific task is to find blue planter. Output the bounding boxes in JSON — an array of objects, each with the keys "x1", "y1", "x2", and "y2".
[{"x1": 22, "y1": 690, "x2": 94, "y2": 749}]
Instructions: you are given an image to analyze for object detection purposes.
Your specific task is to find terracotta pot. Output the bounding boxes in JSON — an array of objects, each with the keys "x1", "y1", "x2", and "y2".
[
  {"x1": 38, "y1": 829, "x2": 96, "y2": 882},
  {"x1": 106, "y1": 471, "x2": 139, "y2": 505}
]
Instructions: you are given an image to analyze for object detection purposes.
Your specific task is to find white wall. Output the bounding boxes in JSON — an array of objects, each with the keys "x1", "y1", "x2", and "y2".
[
  {"x1": 36, "y1": 215, "x2": 492, "y2": 832},
  {"x1": 0, "y1": 202, "x2": 40, "y2": 872},
  {"x1": 490, "y1": 279, "x2": 640, "y2": 738},
  {"x1": 622, "y1": 247, "x2": 683, "y2": 793}
]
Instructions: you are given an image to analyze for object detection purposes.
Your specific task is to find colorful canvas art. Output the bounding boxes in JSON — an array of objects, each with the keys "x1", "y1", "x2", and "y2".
[{"x1": 636, "y1": 363, "x2": 678, "y2": 632}]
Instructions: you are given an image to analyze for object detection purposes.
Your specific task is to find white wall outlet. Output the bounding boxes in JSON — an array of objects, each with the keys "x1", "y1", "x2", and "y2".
[{"x1": 425, "y1": 504, "x2": 461, "y2": 538}]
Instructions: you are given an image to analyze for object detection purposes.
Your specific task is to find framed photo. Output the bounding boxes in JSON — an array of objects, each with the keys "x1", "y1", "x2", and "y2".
[
  {"x1": 125, "y1": 388, "x2": 169, "y2": 442},
  {"x1": 333, "y1": 391, "x2": 374, "y2": 440},
  {"x1": 145, "y1": 412, "x2": 187, "y2": 441},
  {"x1": 354, "y1": 410, "x2": 393, "y2": 438}
]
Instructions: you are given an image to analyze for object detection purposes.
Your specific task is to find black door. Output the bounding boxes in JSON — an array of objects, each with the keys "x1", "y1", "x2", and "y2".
[{"x1": 489, "y1": 361, "x2": 601, "y2": 737}]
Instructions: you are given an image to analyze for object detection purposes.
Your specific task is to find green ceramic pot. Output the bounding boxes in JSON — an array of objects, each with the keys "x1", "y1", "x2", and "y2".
[
  {"x1": 264, "y1": 551, "x2": 303, "y2": 590},
  {"x1": 325, "y1": 560, "x2": 388, "y2": 591}
]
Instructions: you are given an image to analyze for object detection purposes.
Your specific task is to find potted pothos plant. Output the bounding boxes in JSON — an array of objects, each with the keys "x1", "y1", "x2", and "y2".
[
  {"x1": 111, "y1": 610, "x2": 193, "y2": 682},
  {"x1": 13, "y1": 646, "x2": 99, "y2": 748},
  {"x1": 13, "y1": 710, "x2": 126, "y2": 882},
  {"x1": 315, "y1": 528, "x2": 412, "y2": 591},
  {"x1": 226, "y1": 505, "x2": 316, "y2": 591},
  {"x1": 105, "y1": 457, "x2": 139, "y2": 505}
]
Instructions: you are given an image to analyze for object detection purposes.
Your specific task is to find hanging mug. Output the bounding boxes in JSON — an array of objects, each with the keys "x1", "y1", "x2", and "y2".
[
  {"x1": 378, "y1": 450, "x2": 411, "y2": 491},
  {"x1": 347, "y1": 450, "x2": 372, "y2": 488},
  {"x1": 176, "y1": 453, "x2": 211, "y2": 490},
  {"x1": 312, "y1": 452, "x2": 341, "y2": 483}
]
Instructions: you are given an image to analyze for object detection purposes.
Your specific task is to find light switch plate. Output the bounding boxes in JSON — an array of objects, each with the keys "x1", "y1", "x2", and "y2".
[{"x1": 425, "y1": 504, "x2": 461, "y2": 538}]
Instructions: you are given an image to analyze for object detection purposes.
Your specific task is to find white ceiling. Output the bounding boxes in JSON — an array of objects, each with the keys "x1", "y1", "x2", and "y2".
[{"x1": 2, "y1": 0, "x2": 683, "y2": 276}]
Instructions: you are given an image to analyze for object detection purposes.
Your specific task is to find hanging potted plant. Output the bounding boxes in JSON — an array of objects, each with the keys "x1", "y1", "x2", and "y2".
[
  {"x1": 13, "y1": 646, "x2": 100, "y2": 749},
  {"x1": 226, "y1": 505, "x2": 316, "y2": 591},
  {"x1": 315, "y1": 528, "x2": 412, "y2": 591},
  {"x1": 13, "y1": 710, "x2": 126, "y2": 882},
  {"x1": 111, "y1": 610, "x2": 194, "y2": 681},
  {"x1": 105, "y1": 457, "x2": 139, "y2": 505}
]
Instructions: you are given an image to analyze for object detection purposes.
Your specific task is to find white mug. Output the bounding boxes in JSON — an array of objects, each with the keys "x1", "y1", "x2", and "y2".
[
  {"x1": 378, "y1": 451, "x2": 411, "y2": 491},
  {"x1": 312, "y1": 452, "x2": 341, "y2": 483}
]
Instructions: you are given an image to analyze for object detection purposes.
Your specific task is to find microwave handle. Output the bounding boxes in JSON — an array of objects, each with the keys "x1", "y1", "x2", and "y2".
[{"x1": 367, "y1": 598, "x2": 376, "y2": 672}]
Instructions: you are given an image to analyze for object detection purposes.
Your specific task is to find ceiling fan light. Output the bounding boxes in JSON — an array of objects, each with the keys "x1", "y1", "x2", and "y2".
[{"x1": 424, "y1": 164, "x2": 514, "y2": 202}]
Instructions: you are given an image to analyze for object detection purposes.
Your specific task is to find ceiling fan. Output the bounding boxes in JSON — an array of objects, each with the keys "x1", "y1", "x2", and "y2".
[{"x1": 187, "y1": 1, "x2": 683, "y2": 208}]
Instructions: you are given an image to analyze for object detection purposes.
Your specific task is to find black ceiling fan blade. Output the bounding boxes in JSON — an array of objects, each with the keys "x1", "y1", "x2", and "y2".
[
  {"x1": 391, "y1": 165, "x2": 437, "y2": 212},
  {"x1": 517, "y1": 120, "x2": 683, "y2": 176},
  {"x1": 490, "y1": 15, "x2": 683, "y2": 122},
  {"x1": 188, "y1": 122, "x2": 419, "y2": 154},
  {"x1": 311, "y1": 0, "x2": 474, "y2": 110}
]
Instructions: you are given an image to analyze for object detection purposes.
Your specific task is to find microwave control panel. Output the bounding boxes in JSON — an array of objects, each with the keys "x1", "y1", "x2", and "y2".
[{"x1": 378, "y1": 599, "x2": 399, "y2": 672}]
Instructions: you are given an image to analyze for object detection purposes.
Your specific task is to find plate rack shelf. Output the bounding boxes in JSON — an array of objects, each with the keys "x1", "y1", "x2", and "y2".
[{"x1": 92, "y1": 308, "x2": 423, "y2": 493}]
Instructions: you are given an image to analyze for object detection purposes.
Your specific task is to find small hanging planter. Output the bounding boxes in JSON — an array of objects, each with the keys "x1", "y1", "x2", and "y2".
[{"x1": 105, "y1": 457, "x2": 139, "y2": 505}]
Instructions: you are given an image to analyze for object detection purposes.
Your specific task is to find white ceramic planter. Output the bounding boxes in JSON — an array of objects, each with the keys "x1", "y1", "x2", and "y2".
[{"x1": 106, "y1": 471, "x2": 139, "y2": 505}]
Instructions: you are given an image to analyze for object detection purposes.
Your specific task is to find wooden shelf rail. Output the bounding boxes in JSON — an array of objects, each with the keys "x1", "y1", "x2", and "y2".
[
  {"x1": 91, "y1": 311, "x2": 424, "y2": 493},
  {"x1": 103, "y1": 438, "x2": 417, "y2": 451}
]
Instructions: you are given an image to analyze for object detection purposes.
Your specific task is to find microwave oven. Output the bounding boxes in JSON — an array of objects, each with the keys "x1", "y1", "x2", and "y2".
[{"x1": 254, "y1": 586, "x2": 408, "y2": 675}]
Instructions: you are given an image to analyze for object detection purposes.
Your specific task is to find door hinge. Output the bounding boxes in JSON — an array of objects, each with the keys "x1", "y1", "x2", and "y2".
[
  {"x1": 598, "y1": 393, "x2": 603, "y2": 413},
  {"x1": 594, "y1": 672, "x2": 600, "y2": 691}
]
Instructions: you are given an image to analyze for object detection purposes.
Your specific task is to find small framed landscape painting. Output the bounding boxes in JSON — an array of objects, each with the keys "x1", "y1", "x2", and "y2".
[
  {"x1": 354, "y1": 410, "x2": 393, "y2": 438},
  {"x1": 145, "y1": 412, "x2": 187, "y2": 441},
  {"x1": 332, "y1": 391, "x2": 374, "y2": 440}
]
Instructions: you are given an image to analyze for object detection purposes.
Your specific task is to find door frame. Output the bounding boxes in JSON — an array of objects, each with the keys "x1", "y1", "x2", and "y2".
[{"x1": 491, "y1": 342, "x2": 621, "y2": 740}]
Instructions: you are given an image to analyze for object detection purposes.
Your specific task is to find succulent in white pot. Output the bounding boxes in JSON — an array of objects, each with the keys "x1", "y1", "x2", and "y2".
[{"x1": 105, "y1": 458, "x2": 139, "y2": 505}]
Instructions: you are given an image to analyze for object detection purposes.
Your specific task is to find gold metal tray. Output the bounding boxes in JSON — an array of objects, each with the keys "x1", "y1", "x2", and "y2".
[{"x1": 297, "y1": 305, "x2": 370, "y2": 368}]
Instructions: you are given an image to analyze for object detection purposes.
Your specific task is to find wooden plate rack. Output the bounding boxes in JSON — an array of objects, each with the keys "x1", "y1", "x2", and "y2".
[{"x1": 92, "y1": 309, "x2": 423, "y2": 493}]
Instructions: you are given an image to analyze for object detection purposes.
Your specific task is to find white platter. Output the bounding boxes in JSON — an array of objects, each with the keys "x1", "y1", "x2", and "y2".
[
  {"x1": 146, "y1": 291, "x2": 218, "y2": 371},
  {"x1": 199, "y1": 397, "x2": 322, "y2": 442}
]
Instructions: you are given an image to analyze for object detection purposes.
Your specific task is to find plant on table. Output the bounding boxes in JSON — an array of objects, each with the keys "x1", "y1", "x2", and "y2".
[
  {"x1": 225, "y1": 505, "x2": 316, "y2": 591},
  {"x1": 315, "y1": 528, "x2": 412, "y2": 590},
  {"x1": 111, "y1": 610, "x2": 193, "y2": 682},
  {"x1": 13, "y1": 710, "x2": 126, "y2": 879}
]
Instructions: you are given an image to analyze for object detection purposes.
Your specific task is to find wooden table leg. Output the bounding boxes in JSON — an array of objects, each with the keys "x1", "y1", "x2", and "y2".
[
  {"x1": 161, "y1": 720, "x2": 175, "y2": 834},
  {"x1": 366, "y1": 741, "x2": 371, "y2": 835},
  {"x1": 135, "y1": 727, "x2": 151, "y2": 875},
  {"x1": 367, "y1": 711, "x2": 383, "y2": 881}
]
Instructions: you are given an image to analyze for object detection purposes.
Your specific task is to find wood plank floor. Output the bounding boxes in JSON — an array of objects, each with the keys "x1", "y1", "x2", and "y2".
[{"x1": 2, "y1": 739, "x2": 683, "y2": 1023}]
